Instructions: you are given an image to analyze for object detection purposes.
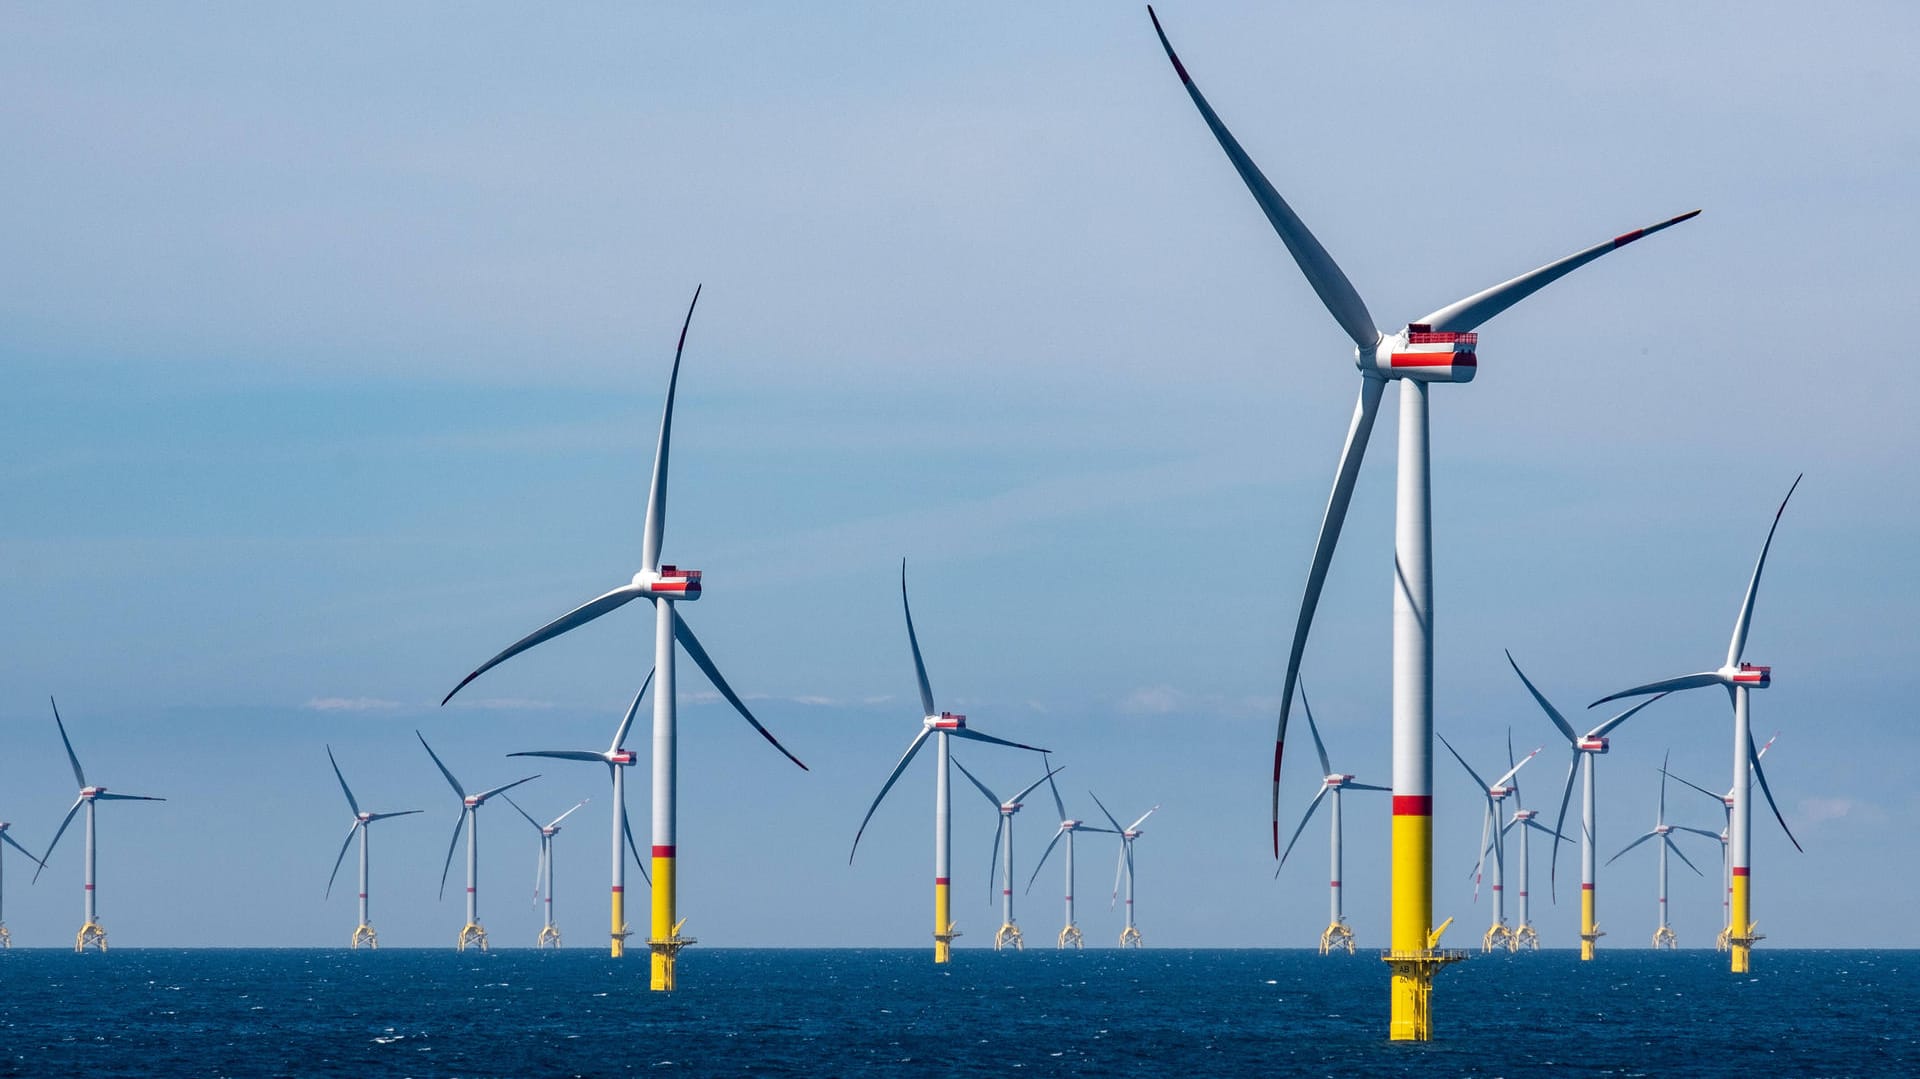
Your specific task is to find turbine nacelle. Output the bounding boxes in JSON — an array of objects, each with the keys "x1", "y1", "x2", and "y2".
[
  {"x1": 925, "y1": 712, "x2": 967, "y2": 731},
  {"x1": 608, "y1": 749, "x2": 637, "y2": 766},
  {"x1": 462, "y1": 795, "x2": 483, "y2": 808},
  {"x1": 631, "y1": 565, "x2": 703, "y2": 601},
  {"x1": 1488, "y1": 784, "x2": 1515, "y2": 800},
  {"x1": 1514, "y1": 809, "x2": 1538, "y2": 822},
  {"x1": 1727, "y1": 663, "x2": 1771, "y2": 688},
  {"x1": 999, "y1": 803, "x2": 1024, "y2": 815},
  {"x1": 1323, "y1": 773, "x2": 1358, "y2": 789},
  {"x1": 80, "y1": 786, "x2": 105, "y2": 800},
  {"x1": 1577, "y1": 736, "x2": 1610, "y2": 754},
  {"x1": 1653, "y1": 824, "x2": 1673, "y2": 836},
  {"x1": 356, "y1": 812, "x2": 374, "y2": 824},
  {"x1": 1360, "y1": 326, "x2": 1479, "y2": 384},
  {"x1": 1061, "y1": 819, "x2": 1086, "y2": 831}
]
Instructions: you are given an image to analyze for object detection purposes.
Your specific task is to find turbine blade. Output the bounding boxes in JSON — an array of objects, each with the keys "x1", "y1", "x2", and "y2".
[
  {"x1": 1011, "y1": 766, "x2": 1063, "y2": 809},
  {"x1": 1673, "y1": 825, "x2": 1723, "y2": 842},
  {"x1": 442, "y1": 585, "x2": 646, "y2": 705},
  {"x1": 987, "y1": 816, "x2": 1005, "y2": 904},
  {"x1": 92, "y1": 792, "x2": 163, "y2": 802},
  {"x1": 1437, "y1": 731, "x2": 1492, "y2": 793},
  {"x1": 900, "y1": 559, "x2": 937, "y2": 717},
  {"x1": 642, "y1": 285, "x2": 701, "y2": 575},
  {"x1": 1548, "y1": 751, "x2": 1579, "y2": 900},
  {"x1": 1088, "y1": 790, "x2": 1125, "y2": 833},
  {"x1": 849, "y1": 729, "x2": 932, "y2": 862},
  {"x1": 950, "y1": 755, "x2": 1003, "y2": 810},
  {"x1": 1663, "y1": 767, "x2": 1724, "y2": 804},
  {"x1": 1026, "y1": 826, "x2": 1067, "y2": 894},
  {"x1": 326, "y1": 822, "x2": 359, "y2": 899},
  {"x1": 1044, "y1": 754, "x2": 1069, "y2": 823},
  {"x1": 1727, "y1": 474, "x2": 1802, "y2": 667},
  {"x1": 473, "y1": 775, "x2": 540, "y2": 803},
  {"x1": 502, "y1": 793, "x2": 543, "y2": 831},
  {"x1": 438, "y1": 811, "x2": 466, "y2": 901},
  {"x1": 622, "y1": 800, "x2": 651, "y2": 885},
  {"x1": 1590, "y1": 673, "x2": 1721, "y2": 709},
  {"x1": 1298, "y1": 680, "x2": 1334, "y2": 778},
  {"x1": 418, "y1": 731, "x2": 466, "y2": 797},
  {"x1": 509, "y1": 750, "x2": 607, "y2": 762},
  {"x1": 675, "y1": 615, "x2": 809, "y2": 770},
  {"x1": 2, "y1": 831, "x2": 47, "y2": 869},
  {"x1": 1659, "y1": 751, "x2": 1671, "y2": 823},
  {"x1": 1505, "y1": 651, "x2": 1579, "y2": 743},
  {"x1": 1274, "y1": 786, "x2": 1329, "y2": 873},
  {"x1": 949, "y1": 727, "x2": 1048, "y2": 753},
  {"x1": 366, "y1": 810, "x2": 423, "y2": 822},
  {"x1": 1590, "y1": 692, "x2": 1673, "y2": 739},
  {"x1": 1605, "y1": 830, "x2": 1658, "y2": 865},
  {"x1": 1127, "y1": 806, "x2": 1161, "y2": 832},
  {"x1": 1507, "y1": 728, "x2": 1520, "y2": 807},
  {"x1": 1343, "y1": 781, "x2": 1391, "y2": 792},
  {"x1": 1111, "y1": 841, "x2": 1127, "y2": 911},
  {"x1": 326, "y1": 745, "x2": 361, "y2": 816},
  {"x1": 1750, "y1": 733, "x2": 1802, "y2": 852},
  {"x1": 33, "y1": 798, "x2": 84, "y2": 883},
  {"x1": 1272, "y1": 377, "x2": 1386, "y2": 855},
  {"x1": 1492, "y1": 746, "x2": 1545, "y2": 791},
  {"x1": 49, "y1": 697, "x2": 86, "y2": 790},
  {"x1": 1415, "y1": 209, "x2": 1701, "y2": 333},
  {"x1": 610, "y1": 669, "x2": 656, "y2": 752},
  {"x1": 1667, "y1": 835, "x2": 1705, "y2": 876},
  {"x1": 1147, "y1": 7, "x2": 1378, "y2": 349},
  {"x1": 549, "y1": 798, "x2": 591, "y2": 829}
]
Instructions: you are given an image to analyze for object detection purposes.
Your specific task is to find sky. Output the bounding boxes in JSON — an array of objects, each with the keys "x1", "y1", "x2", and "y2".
[{"x1": 2, "y1": 3, "x2": 1917, "y2": 953}]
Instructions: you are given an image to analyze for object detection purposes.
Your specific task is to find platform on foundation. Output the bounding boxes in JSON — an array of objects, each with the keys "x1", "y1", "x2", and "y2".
[
  {"x1": 1652, "y1": 925, "x2": 1678, "y2": 950},
  {"x1": 1119, "y1": 925, "x2": 1143, "y2": 949},
  {"x1": 1384, "y1": 919, "x2": 1467, "y2": 1042},
  {"x1": 1058, "y1": 924, "x2": 1083, "y2": 950},
  {"x1": 993, "y1": 923, "x2": 1023, "y2": 951},
  {"x1": 1512, "y1": 923, "x2": 1539, "y2": 951},
  {"x1": 0, "y1": 924, "x2": 10, "y2": 949},
  {"x1": 1320, "y1": 919, "x2": 1355, "y2": 956},
  {"x1": 649, "y1": 920, "x2": 695, "y2": 990},
  {"x1": 538, "y1": 924, "x2": 562, "y2": 949},
  {"x1": 76, "y1": 921, "x2": 107, "y2": 953},
  {"x1": 1580, "y1": 925, "x2": 1604, "y2": 960},
  {"x1": 456, "y1": 922, "x2": 488, "y2": 952},
  {"x1": 351, "y1": 923, "x2": 378, "y2": 950},
  {"x1": 1483, "y1": 922, "x2": 1513, "y2": 953}
]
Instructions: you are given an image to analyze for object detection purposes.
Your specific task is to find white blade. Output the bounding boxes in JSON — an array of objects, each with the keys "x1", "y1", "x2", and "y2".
[
  {"x1": 1547, "y1": 750, "x2": 1580, "y2": 898},
  {"x1": 442, "y1": 584, "x2": 646, "y2": 705},
  {"x1": 643, "y1": 286, "x2": 701, "y2": 575},
  {"x1": 1298, "y1": 680, "x2": 1333, "y2": 777},
  {"x1": 1011, "y1": 766, "x2": 1063, "y2": 809},
  {"x1": 502, "y1": 793, "x2": 543, "y2": 831},
  {"x1": 1147, "y1": 7, "x2": 1377, "y2": 350},
  {"x1": 33, "y1": 798, "x2": 84, "y2": 883},
  {"x1": 849, "y1": 728, "x2": 932, "y2": 863},
  {"x1": 1666, "y1": 835, "x2": 1706, "y2": 876},
  {"x1": 1663, "y1": 767, "x2": 1723, "y2": 805},
  {"x1": 417, "y1": 732, "x2": 466, "y2": 798},
  {"x1": 1493, "y1": 746, "x2": 1544, "y2": 791},
  {"x1": 49, "y1": 697, "x2": 86, "y2": 790},
  {"x1": 1270, "y1": 377, "x2": 1386, "y2": 855},
  {"x1": 1127, "y1": 805, "x2": 1161, "y2": 833},
  {"x1": 950, "y1": 727, "x2": 1049, "y2": 753},
  {"x1": 93, "y1": 792, "x2": 163, "y2": 802},
  {"x1": 1415, "y1": 210, "x2": 1701, "y2": 333},
  {"x1": 1088, "y1": 790, "x2": 1125, "y2": 834},
  {"x1": 548, "y1": 798, "x2": 591, "y2": 830},
  {"x1": 438, "y1": 811, "x2": 467, "y2": 900},
  {"x1": 325, "y1": 822, "x2": 360, "y2": 899},
  {"x1": 987, "y1": 816, "x2": 1005, "y2": 903},
  {"x1": 1673, "y1": 825, "x2": 1723, "y2": 842},
  {"x1": 1344, "y1": 781, "x2": 1390, "y2": 792},
  {"x1": 1750, "y1": 734, "x2": 1802, "y2": 852},
  {"x1": 1437, "y1": 731, "x2": 1492, "y2": 794},
  {"x1": 620, "y1": 792, "x2": 651, "y2": 884},
  {"x1": 1026, "y1": 826, "x2": 1067, "y2": 893},
  {"x1": 1, "y1": 831, "x2": 46, "y2": 869},
  {"x1": 1727, "y1": 474, "x2": 1802, "y2": 667},
  {"x1": 900, "y1": 560, "x2": 938, "y2": 718},
  {"x1": 610, "y1": 669, "x2": 656, "y2": 752},
  {"x1": 950, "y1": 755, "x2": 1003, "y2": 810},
  {"x1": 511, "y1": 750, "x2": 605, "y2": 763},
  {"x1": 1043, "y1": 754, "x2": 1069, "y2": 822},
  {"x1": 473, "y1": 774, "x2": 539, "y2": 804},
  {"x1": 1506, "y1": 651, "x2": 1579, "y2": 744},
  {"x1": 1111, "y1": 840, "x2": 1127, "y2": 911},
  {"x1": 1274, "y1": 785, "x2": 1329, "y2": 873},
  {"x1": 1605, "y1": 830, "x2": 1659, "y2": 866},
  {"x1": 1590, "y1": 673, "x2": 1721, "y2": 709},
  {"x1": 366, "y1": 810, "x2": 422, "y2": 823},
  {"x1": 674, "y1": 614, "x2": 808, "y2": 770},
  {"x1": 1589, "y1": 692, "x2": 1673, "y2": 740},
  {"x1": 326, "y1": 745, "x2": 361, "y2": 817},
  {"x1": 1471, "y1": 803, "x2": 1494, "y2": 901}
]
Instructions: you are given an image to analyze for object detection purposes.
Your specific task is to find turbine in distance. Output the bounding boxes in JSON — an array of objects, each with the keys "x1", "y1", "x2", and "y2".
[
  {"x1": 325, "y1": 745, "x2": 423, "y2": 950},
  {"x1": 1090, "y1": 791, "x2": 1160, "y2": 949},
  {"x1": 36, "y1": 698, "x2": 165, "y2": 953},
  {"x1": 952, "y1": 757, "x2": 1061, "y2": 952},
  {"x1": 504, "y1": 794, "x2": 591, "y2": 949},
  {"x1": 1273, "y1": 683, "x2": 1388, "y2": 955},
  {"x1": 418, "y1": 731, "x2": 537, "y2": 952},
  {"x1": 1663, "y1": 733, "x2": 1784, "y2": 951},
  {"x1": 1605, "y1": 751, "x2": 1715, "y2": 950},
  {"x1": 1436, "y1": 730, "x2": 1542, "y2": 953},
  {"x1": 1024, "y1": 757, "x2": 1115, "y2": 950},
  {"x1": 0, "y1": 818, "x2": 48, "y2": 949}
]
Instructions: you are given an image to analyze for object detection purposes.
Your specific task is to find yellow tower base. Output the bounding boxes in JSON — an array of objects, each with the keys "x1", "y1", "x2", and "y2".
[
  {"x1": 1652, "y1": 925, "x2": 1677, "y2": 950},
  {"x1": 1579, "y1": 887, "x2": 1601, "y2": 960},
  {"x1": 538, "y1": 925, "x2": 562, "y2": 949},
  {"x1": 1715, "y1": 925, "x2": 1732, "y2": 951},
  {"x1": 1119, "y1": 926, "x2": 1143, "y2": 948},
  {"x1": 1483, "y1": 922, "x2": 1513, "y2": 953},
  {"x1": 1513, "y1": 923, "x2": 1539, "y2": 951},
  {"x1": 1320, "y1": 919, "x2": 1355, "y2": 956},
  {"x1": 610, "y1": 886, "x2": 629, "y2": 958},
  {"x1": 993, "y1": 923, "x2": 1024, "y2": 951},
  {"x1": 649, "y1": 919, "x2": 696, "y2": 990},
  {"x1": 1384, "y1": 918, "x2": 1466, "y2": 1042},
  {"x1": 456, "y1": 922, "x2": 488, "y2": 951},
  {"x1": 1728, "y1": 871, "x2": 1756, "y2": 973},
  {"x1": 1058, "y1": 924, "x2": 1084, "y2": 950},
  {"x1": 351, "y1": 923, "x2": 378, "y2": 950},
  {"x1": 76, "y1": 921, "x2": 107, "y2": 953},
  {"x1": 932, "y1": 880, "x2": 955, "y2": 964}
]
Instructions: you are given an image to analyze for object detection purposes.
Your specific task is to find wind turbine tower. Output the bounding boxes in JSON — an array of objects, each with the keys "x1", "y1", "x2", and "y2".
[
  {"x1": 1664, "y1": 734, "x2": 1785, "y2": 951},
  {"x1": 1146, "y1": 6, "x2": 1697, "y2": 1039},
  {"x1": 1091, "y1": 792, "x2": 1159, "y2": 949},
  {"x1": 325, "y1": 746, "x2": 423, "y2": 949},
  {"x1": 510, "y1": 674, "x2": 655, "y2": 957},
  {"x1": 0, "y1": 821, "x2": 47, "y2": 948},
  {"x1": 1026, "y1": 763, "x2": 1115, "y2": 949},
  {"x1": 505, "y1": 795, "x2": 590, "y2": 948},
  {"x1": 1437, "y1": 732, "x2": 1541, "y2": 952},
  {"x1": 418, "y1": 732, "x2": 537, "y2": 951},
  {"x1": 1275, "y1": 685, "x2": 1388, "y2": 955},
  {"x1": 952, "y1": 758, "x2": 1060, "y2": 951},
  {"x1": 1607, "y1": 754, "x2": 1717, "y2": 949},
  {"x1": 36, "y1": 699, "x2": 164, "y2": 952},
  {"x1": 852, "y1": 562, "x2": 1048, "y2": 963},
  {"x1": 443, "y1": 288, "x2": 809, "y2": 989},
  {"x1": 1593, "y1": 478, "x2": 1803, "y2": 973}
]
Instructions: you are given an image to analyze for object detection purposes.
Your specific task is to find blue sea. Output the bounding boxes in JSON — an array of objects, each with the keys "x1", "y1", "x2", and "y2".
[{"x1": 0, "y1": 948, "x2": 1910, "y2": 1077}]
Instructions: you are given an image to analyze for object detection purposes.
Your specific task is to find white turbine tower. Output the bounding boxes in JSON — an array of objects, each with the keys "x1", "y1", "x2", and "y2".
[
  {"x1": 1507, "y1": 652, "x2": 1669, "y2": 960},
  {"x1": 35, "y1": 698, "x2": 164, "y2": 952},
  {"x1": 1591, "y1": 476, "x2": 1804, "y2": 973},
  {"x1": 1090, "y1": 792, "x2": 1159, "y2": 949},
  {"x1": 442, "y1": 287, "x2": 808, "y2": 990},
  {"x1": 1436, "y1": 732, "x2": 1542, "y2": 953},
  {"x1": 0, "y1": 820, "x2": 47, "y2": 949},
  {"x1": 1484, "y1": 799, "x2": 1565, "y2": 951},
  {"x1": 1606, "y1": 753, "x2": 1717, "y2": 950},
  {"x1": 951, "y1": 758, "x2": 1060, "y2": 951},
  {"x1": 509, "y1": 673, "x2": 655, "y2": 957},
  {"x1": 1025, "y1": 764, "x2": 1115, "y2": 950},
  {"x1": 1274, "y1": 685, "x2": 1389, "y2": 955},
  {"x1": 1145, "y1": 6, "x2": 1698, "y2": 1039},
  {"x1": 850, "y1": 561, "x2": 1048, "y2": 964},
  {"x1": 1663, "y1": 733, "x2": 1786, "y2": 951},
  {"x1": 324, "y1": 746, "x2": 423, "y2": 949},
  {"x1": 504, "y1": 795, "x2": 591, "y2": 949},
  {"x1": 418, "y1": 732, "x2": 537, "y2": 952}
]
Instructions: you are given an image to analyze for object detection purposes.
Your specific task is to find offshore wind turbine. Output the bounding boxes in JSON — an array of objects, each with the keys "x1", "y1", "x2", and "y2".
[
  {"x1": 1025, "y1": 763, "x2": 1115, "y2": 950},
  {"x1": 1091, "y1": 792, "x2": 1159, "y2": 949},
  {"x1": 1485, "y1": 800, "x2": 1565, "y2": 951},
  {"x1": 952, "y1": 758, "x2": 1061, "y2": 951},
  {"x1": 1664, "y1": 733, "x2": 1783, "y2": 950},
  {"x1": 504, "y1": 795, "x2": 591, "y2": 948},
  {"x1": 508, "y1": 673, "x2": 655, "y2": 957},
  {"x1": 1606, "y1": 754, "x2": 1716, "y2": 949},
  {"x1": 1145, "y1": 6, "x2": 1698, "y2": 1039},
  {"x1": 418, "y1": 732, "x2": 537, "y2": 952},
  {"x1": 36, "y1": 699, "x2": 164, "y2": 952},
  {"x1": 1274, "y1": 685, "x2": 1388, "y2": 955},
  {"x1": 851, "y1": 562, "x2": 1048, "y2": 963},
  {"x1": 1592, "y1": 477, "x2": 1803, "y2": 973},
  {"x1": 442, "y1": 288, "x2": 808, "y2": 990},
  {"x1": 1436, "y1": 731, "x2": 1542, "y2": 952},
  {"x1": 1508, "y1": 652, "x2": 1669, "y2": 960},
  {"x1": 0, "y1": 820, "x2": 47, "y2": 948},
  {"x1": 324, "y1": 746, "x2": 423, "y2": 949}
]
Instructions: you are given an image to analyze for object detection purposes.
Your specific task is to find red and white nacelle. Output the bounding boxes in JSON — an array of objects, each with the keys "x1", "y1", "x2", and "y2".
[
  {"x1": 1577, "y1": 736, "x2": 1610, "y2": 754},
  {"x1": 1514, "y1": 809, "x2": 1538, "y2": 822},
  {"x1": 1366, "y1": 326, "x2": 1478, "y2": 384},
  {"x1": 356, "y1": 812, "x2": 374, "y2": 823},
  {"x1": 1324, "y1": 773, "x2": 1357, "y2": 789},
  {"x1": 608, "y1": 749, "x2": 637, "y2": 766},
  {"x1": 632, "y1": 565, "x2": 703, "y2": 600},
  {"x1": 463, "y1": 795, "x2": 483, "y2": 808},
  {"x1": 1488, "y1": 784, "x2": 1516, "y2": 800},
  {"x1": 925, "y1": 712, "x2": 967, "y2": 731},
  {"x1": 1727, "y1": 663, "x2": 1771, "y2": 688},
  {"x1": 81, "y1": 786, "x2": 105, "y2": 799},
  {"x1": 1061, "y1": 818, "x2": 1086, "y2": 831}
]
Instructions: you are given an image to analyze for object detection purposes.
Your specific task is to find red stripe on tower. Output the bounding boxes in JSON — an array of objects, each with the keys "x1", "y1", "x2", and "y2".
[
  {"x1": 1732, "y1": 866, "x2": 1750, "y2": 876},
  {"x1": 1581, "y1": 883, "x2": 1594, "y2": 891},
  {"x1": 652, "y1": 845, "x2": 675, "y2": 858},
  {"x1": 935, "y1": 877, "x2": 950, "y2": 886},
  {"x1": 611, "y1": 886, "x2": 624, "y2": 894},
  {"x1": 1392, "y1": 796, "x2": 1432, "y2": 816}
]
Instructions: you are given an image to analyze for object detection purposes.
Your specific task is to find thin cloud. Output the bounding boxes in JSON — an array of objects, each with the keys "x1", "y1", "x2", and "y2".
[{"x1": 305, "y1": 696, "x2": 401, "y2": 712}]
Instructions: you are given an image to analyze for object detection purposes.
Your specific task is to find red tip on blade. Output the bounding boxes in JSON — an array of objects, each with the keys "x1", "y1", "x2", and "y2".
[{"x1": 1271, "y1": 741, "x2": 1284, "y2": 783}]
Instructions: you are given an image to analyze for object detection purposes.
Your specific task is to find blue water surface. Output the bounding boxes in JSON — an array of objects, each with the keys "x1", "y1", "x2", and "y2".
[{"x1": 0, "y1": 948, "x2": 1911, "y2": 1077}]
